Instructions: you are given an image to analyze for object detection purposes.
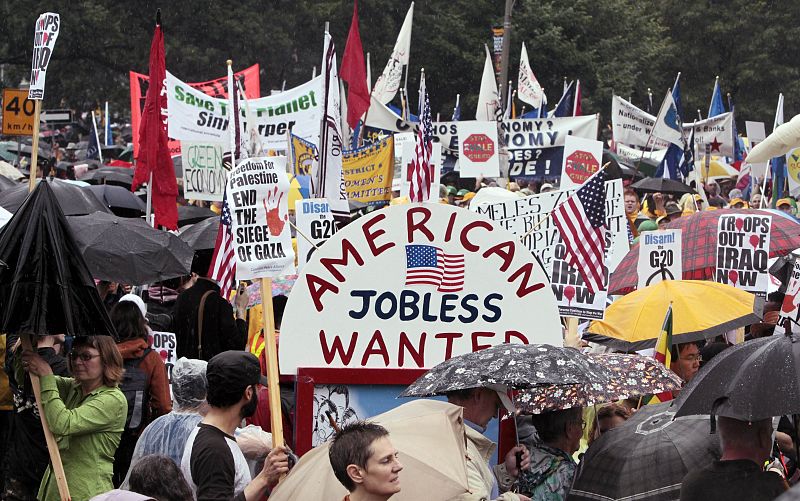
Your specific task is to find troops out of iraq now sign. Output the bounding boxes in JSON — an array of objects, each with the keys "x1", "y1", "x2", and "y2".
[
  {"x1": 716, "y1": 214, "x2": 771, "y2": 296},
  {"x1": 279, "y1": 204, "x2": 562, "y2": 374},
  {"x1": 28, "y1": 13, "x2": 60, "y2": 100}
]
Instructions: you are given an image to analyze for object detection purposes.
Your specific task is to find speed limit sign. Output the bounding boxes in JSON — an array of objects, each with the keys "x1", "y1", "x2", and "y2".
[{"x1": 2, "y1": 88, "x2": 35, "y2": 136}]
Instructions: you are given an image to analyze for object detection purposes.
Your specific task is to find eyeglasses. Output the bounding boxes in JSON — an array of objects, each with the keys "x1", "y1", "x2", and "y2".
[
  {"x1": 682, "y1": 354, "x2": 702, "y2": 363},
  {"x1": 69, "y1": 352, "x2": 100, "y2": 362}
]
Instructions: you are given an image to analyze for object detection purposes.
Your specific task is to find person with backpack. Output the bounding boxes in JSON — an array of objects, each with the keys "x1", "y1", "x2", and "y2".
[{"x1": 111, "y1": 300, "x2": 172, "y2": 487}]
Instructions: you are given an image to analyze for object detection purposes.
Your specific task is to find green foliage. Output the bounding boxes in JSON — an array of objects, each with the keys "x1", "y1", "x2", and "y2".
[{"x1": 0, "y1": 0, "x2": 796, "y2": 127}]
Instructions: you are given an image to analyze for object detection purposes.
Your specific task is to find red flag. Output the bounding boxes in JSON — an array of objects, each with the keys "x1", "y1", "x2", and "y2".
[
  {"x1": 132, "y1": 22, "x2": 178, "y2": 230},
  {"x1": 340, "y1": 0, "x2": 370, "y2": 130}
]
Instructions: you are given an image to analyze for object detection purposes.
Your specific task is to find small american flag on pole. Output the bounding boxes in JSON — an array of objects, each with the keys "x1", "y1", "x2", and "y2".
[
  {"x1": 409, "y1": 72, "x2": 433, "y2": 202},
  {"x1": 405, "y1": 245, "x2": 464, "y2": 293},
  {"x1": 552, "y1": 169, "x2": 607, "y2": 293},
  {"x1": 207, "y1": 191, "x2": 236, "y2": 299}
]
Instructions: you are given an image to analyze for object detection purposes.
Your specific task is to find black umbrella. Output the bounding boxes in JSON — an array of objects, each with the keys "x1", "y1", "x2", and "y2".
[
  {"x1": 177, "y1": 205, "x2": 216, "y2": 227},
  {"x1": 0, "y1": 182, "x2": 115, "y2": 338},
  {"x1": 400, "y1": 343, "x2": 612, "y2": 397},
  {"x1": 778, "y1": 484, "x2": 800, "y2": 500},
  {"x1": 674, "y1": 333, "x2": 800, "y2": 421},
  {"x1": 67, "y1": 212, "x2": 194, "y2": 285},
  {"x1": 620, "y1": 165, "x2": 646, "y2": 182},
  {"x1": 0, "y1": 179, "x2": 111, "y2": 216},
  {"x1": 0, "y1": 175, "x2": 19, "y2": 192},
  {"x1": 631, "y1": 177, "x2": 695, "y2": 195},
  {"x1": 568, "y1": 402, "x2": 721, "y2": 501},
  {"x1": 178, "y1": 217, "x2": 219, "y2": 250},
  {"x1": 78, "y1": 166, "x2": 135, "y2": 186},
  {"x1": 86, "y1": 184, "x2": 146, "y2": 216}
]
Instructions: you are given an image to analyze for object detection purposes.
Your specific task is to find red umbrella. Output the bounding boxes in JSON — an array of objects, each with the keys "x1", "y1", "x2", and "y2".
[{"x1": 609, "y1": 209, "x2": 800, "y2": 295}]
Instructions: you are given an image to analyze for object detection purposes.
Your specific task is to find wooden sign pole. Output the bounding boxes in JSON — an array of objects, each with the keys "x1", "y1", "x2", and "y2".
[
  {"x1": 27, "y1": 100, "x2": 42, "y2": 192},
  {"x1": 260, "y1": 277, "x2": 286, "y2": 480}
]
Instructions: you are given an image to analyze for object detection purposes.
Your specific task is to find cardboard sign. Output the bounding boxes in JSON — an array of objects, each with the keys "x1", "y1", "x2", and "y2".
[
  {"x1": 150, "y1": 331, "x2": 178, "y2": 384},
  {"x1": 560, "y1": 136, "x2": 603, "y2": 190},
  {"x1": 228, "y1": 157, "x2": 295, "y2": 280},
  {"x1": 393, "y1": 132, "x2": 415, "y2": 180},
  {"x1": 342, "y1": 136, "x2": 394, "y2": 205},
  {"x1": 181, "y1": 142, "x2": 228, "y2": 202},
  {"x1": 637, "y1": 229, "x2": 683, "y2": 289},
  {"x1": 279, "y1": 204, "x2": 562, "y2": 374},
  {"x1": 473, "y1": 179, "x2": 628, "y2": 274},
  {"x1": 28, "y1": 12, "x2": 60, "y2": 100},
  {"x1": 2, "y1": 88, "x2": 35, "y2": 136},
  {"x1": 295, "y1": 198, "x2": 337, "y2": 272},
  {"x1": 166, "y1": 72, "x2": 323, "y2": 150},
  {"x1": 716, "y1": 214, "x2": 771, "y2": 295},
  {"x1": 786, "y1": 148, "x2": 800, "y2": 197},
  {"x1": 458, "y1": 121, "x2": 500, "y2": 177},
  {"x1": 502, "y1": 116, "x2": 599, "y2": 181},
  {"x1": 775, "y1": 260, "x2": 800, "y2": 335},
  {"x1": 550, "y1": 241, "x2": 607, "y2": 319}
]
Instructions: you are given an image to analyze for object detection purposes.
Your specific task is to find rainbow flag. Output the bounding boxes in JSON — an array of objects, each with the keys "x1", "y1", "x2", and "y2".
[{"x1": 650, "y1": 305, "x2": 674, "y2": 403}]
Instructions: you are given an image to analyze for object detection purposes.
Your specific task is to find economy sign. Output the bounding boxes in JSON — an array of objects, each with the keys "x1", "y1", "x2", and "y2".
[{"x1": 279, "y1": 204, "x2": 562, "y2": 373}]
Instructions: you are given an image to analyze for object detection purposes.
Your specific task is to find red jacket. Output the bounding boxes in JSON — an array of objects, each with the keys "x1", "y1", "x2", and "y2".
[{"x1": 117, "y1": 338, "x2": 172, "y2": 422}]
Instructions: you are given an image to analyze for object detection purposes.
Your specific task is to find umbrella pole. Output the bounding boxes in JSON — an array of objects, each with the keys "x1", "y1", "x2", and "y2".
[
  {"x1": 20, "y1": 334, "x2": 71, "y2": 500},
  {"x1": 260, "y1": 277, "x2": 286, "y2": 478},
  {"x1": 27, "y1": 100, "x2": 42, "y2": 193}
]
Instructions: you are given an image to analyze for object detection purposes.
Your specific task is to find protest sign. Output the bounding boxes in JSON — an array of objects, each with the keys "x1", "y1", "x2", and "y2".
[
  {"x1": 393, "y1": 132, "x2": 415, "y2": 179},
  {"x1": 775, "y1": 260, "x2": 800, "y2": 335},
  {"x1": 289, "y1": 133, "x2": 317, "y2": 176},
  {"x1": 501, "y1": 115, "x2": 599, "y2": 181},
  {"x1": 745, "y1": 121, "x2": 766, "y2": 178},
  {"x1": 787, "y1": 148, "x2": 800, "y2": 197},
  {"x1": 614, "y1": 143, "x2": 667, "y2": 166},
  {"x1": 279, "y1": 203, "x2": 562, "y2": 374},
  {"x1": 181, "y1": 142, "x2": 227, "y2": 201},
  {"x1": 150, "y1": 331, "x2": 177, "y2": 384},
  {"x1": 687, "y1": 113, "x2": 735, "y2": 158},
  {"x1": 28, "y1": 13, "x2": 60, "y2": 100},
  {"x1": 473, "y1": 179, "x2": 628, "y2": 274},
  {"x1": 129, "y1": 64, "x2": 260, "y2": 158},
  {"x1": 228, "y1": 157, "x2": 295, "y2": 280},
  {"x1": 295, "y1": 198, "x2": 337, "y2": 272},
  {"x1": 550, "y1": 241, "x2": 607, "y2": 319},
  {"x1": 400, "y1": 142, "x2": 442, "y2": 201},
  {"x1": 166, "y1": 72, "x2": 323, "y2": 150},
  {"x1": 343, "y1": 136, "x2": 394, "y2": 205},
  {"x1": 560, "y1": 136, "x2": 603, "y2": 190},
  {"x1": 716, "y1": 214, "x2": 771, "y2": 295},
  {"x1": 611, "y1": 96, "x2": 670, "y2": 151},
  {"x1": 636, "y1": 229, "x2": 683, "y2": 289},
  {"x1": 458, "y1": 121, "x2": 500, "y2": 177}
]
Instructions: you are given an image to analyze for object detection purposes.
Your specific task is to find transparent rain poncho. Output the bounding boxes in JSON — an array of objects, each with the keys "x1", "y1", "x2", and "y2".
[{"x1": 121, "y1": 358, "x2": 207, "y2": 488}]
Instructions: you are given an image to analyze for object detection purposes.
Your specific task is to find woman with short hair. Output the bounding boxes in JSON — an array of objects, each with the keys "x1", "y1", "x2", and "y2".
[{"x1": 20, "y1": 335, "x2": 127, "y2": 501}]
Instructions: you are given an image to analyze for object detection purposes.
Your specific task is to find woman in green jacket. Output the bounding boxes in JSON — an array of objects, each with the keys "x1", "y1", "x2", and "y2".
[{"x1": 21, "y1": 335, "x2": 127, "y2": 501}]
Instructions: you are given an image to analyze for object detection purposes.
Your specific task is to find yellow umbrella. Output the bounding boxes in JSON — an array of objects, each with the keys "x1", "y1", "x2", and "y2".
[
  {"x1": 269, "y1": 399, "x2": 470, "y2": 501},
  {"x1": 585, "y1": 280, "x2": 762, "y2": 351},
  {"x1": 695, "y1": 156, "x2": 737, "y2": 180}
]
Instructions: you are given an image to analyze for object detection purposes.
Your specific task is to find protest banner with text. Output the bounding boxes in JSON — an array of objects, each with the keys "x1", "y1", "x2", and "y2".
[
  {"x1": 636, "y1": 229, "x2": 683, "y2": 289},
  {"x1": 228, "y1": 157, "x2": 295, "y2": 280},
  {"x1": 550, "y1": 241, "x2": 607, "y2": 319},
  {"x1": 28, "y1": 13, "x2": 60, "y2": 100},
  {"x1": 716, "y1": 214, "x2": 771, "y2": 295},
  {"x1": 294, "y1": 198, "x2": 337, "y2": 272},
  {"x1": 343, "y1": 136, "x2": 394, "y2": 205},
  {"x1": 775, "y1": 260, "x2": 800, "y2": 335},
  {"x1": 181, "y1": 142, "x2": 227, "y2": 201}
]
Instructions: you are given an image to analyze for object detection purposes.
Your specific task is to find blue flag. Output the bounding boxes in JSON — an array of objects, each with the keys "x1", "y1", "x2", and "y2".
[
  {"x1": 552, "y1": 80, "x2": 575, "y2": 118},
  {"x1": 708, "y1": 78, "x2": 726, "y2": 118},
  {"x1": 680, "y1": 126, "x2": 695, "y2": 178},
  {"x1": 655, "y1": 143, "x2": 683, "y2": 180},
  {"x1": 671, "y1": 75, "x2": 683, "y2": 122},
  {"x1": 452, "y1": 96, "x2": 461, "y2": 121}
]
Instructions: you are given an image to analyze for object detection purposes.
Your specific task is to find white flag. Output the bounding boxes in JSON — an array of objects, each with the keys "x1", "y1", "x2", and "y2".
[
  {"x1": 313, "y1": 32, "x2": 350, "y2": 223},
  {"x1": 372, "y1": 2, "x2": 414, "y2": 105},
  {"x1": 517, "y1": 42, "x2": 543, "y2": 109},
  {"x1": 652, "y1": 90, "x2": 684, "y2": 147},
  {"x1": 476, "y1": 45, "x2": 499, "y2": 121}
]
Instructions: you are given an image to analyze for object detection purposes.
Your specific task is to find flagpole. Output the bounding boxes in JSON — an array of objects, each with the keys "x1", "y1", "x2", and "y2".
[
  {"x1": 632, "y1": 89, "x2": 670, "y2": 177},
  {"x1": 91, "y1": 111, "x2": 103, "y2": 164}
]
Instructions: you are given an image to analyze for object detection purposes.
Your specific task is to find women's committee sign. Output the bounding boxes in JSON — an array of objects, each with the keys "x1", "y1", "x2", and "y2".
[
  {"x1": 716, "y1": 214, "x2": 771, "y2": 295},
  {"x1": 279, "y1": 204, "x2": 562, "y2": 373},
  {"x1": 228, "y1": 157, "x2": 295, "y2": 279}
]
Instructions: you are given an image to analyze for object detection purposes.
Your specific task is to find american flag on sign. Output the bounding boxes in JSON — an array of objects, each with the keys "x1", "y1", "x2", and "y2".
[
  {"x1": 207, "y1": 191, "x2": 236, "y2": 299},
  {"x1": 405, "y1": 245, "x2": 465, "y2": 293},
  {"x1": 409, "y1": 72, "x2": 433, "y2": 202},
  {"x1": 552, "y1": 169, "x2": 607, "y2": 293}
]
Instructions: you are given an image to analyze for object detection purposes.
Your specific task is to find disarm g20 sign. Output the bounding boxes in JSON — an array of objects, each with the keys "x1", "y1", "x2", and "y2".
[{"x1": 279, "y1": 204, "x2": 562, "y2": 373}]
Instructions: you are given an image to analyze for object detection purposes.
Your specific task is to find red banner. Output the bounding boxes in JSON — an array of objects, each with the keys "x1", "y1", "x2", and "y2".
[{"x1": 129, "y1": 64, "x2": 261, "y2": 158}]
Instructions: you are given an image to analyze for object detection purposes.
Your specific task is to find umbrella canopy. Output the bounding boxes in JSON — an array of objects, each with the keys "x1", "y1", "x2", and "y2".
[
  {"x1": 0, "y1": 206, "x2": 12, "y2": 228},
  {"x1": 569, "y1": 402, "x2": 720, "y2": 501},
  {"x1": 86, "y1": 184, "x2": 146, "y2": 216},
  {"x1": 0, "y1": 178, "x2": 111, "y2": 216},
  {"x1": 269, "y1": 399, "x2": 470, "y2": 501},
  {"x1": 696, "y1": 156, "x2": 738, "y2": 180},
  {"x1": 0, "y1": 175, "x2": 19, "y2": 192},
  {"x1": 609, "y1": 209, "x2": 800, "y2": 294},
  {"x1": 674, "y1": 333, "x2": 800, "y2": 421},
  {"x1": 0, "y1": 182, "x2": 116, "y2": 338},
  {"x1": 178, "y1": 217, "x2": 219, "y2": 250},
  {"x1": 777, "y1": 484, "x2": 800, "y2": 501},
  {"x1": 78, "y1": 166, "x2": 135, "y2": 188},
  {"x1": 514, "y1": 353, "x2": 683, "y2": 413},
  {"x1": 245, "y1": 275, "x2": 298, "y2": 308},
  {"x1": 631, "y1": 177, "x2": 695, "y2": 195},
  {"x1": 0, "y1": 160, "x2": 25, "y2": 180},
  {"x1": 67, "y1": 212, "x2": 193, "y2": 285},
  {"x1": 177, "y1": 205, "x2": 216, "y2": 227},
  {"x1": 400, "y1": 343, "x2": 613, "y2": 397},
  {"x1": 585, "y1": 280, "x2": 763, "y2": 351}
]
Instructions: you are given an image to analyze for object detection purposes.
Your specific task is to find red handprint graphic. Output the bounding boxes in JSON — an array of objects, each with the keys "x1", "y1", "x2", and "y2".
[{"x1": 263, "y1": 186, "x2": 287, "y2": 236}]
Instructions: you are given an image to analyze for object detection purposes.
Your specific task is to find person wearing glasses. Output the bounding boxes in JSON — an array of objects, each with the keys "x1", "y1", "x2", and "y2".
[
  {"x1": 670, "y1": 342, "x2": 702, "y2": 385},
  {"x1": 19, "y1": 336, "x2": 127, "y2": 501},
  {"x1": 514, "y1": 407, "x2": 584, "y2": 500}
]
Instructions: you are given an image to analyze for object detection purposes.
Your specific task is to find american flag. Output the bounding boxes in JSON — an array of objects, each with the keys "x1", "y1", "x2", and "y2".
[
  {"x1": 207, "y1": 191, "x2": 236, "y2": 299},
  {"x1": 405, "y1": 245, "x2": 464, "y2": 293},
  {"x1": 409, "y1": 73, "x2": 433, "y2": 202},
  {"x1": 552, "y1": 170, "x2": 607, "y2": 293}
]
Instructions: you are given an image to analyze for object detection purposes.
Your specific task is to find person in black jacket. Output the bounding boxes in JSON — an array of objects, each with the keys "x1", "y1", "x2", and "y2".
[
  {"x1": 172, "y1": 275, "x2": 248, "y2": 361},
  {"x1": 3, "y1": 334, "x2": 70, "y2": 501}
]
